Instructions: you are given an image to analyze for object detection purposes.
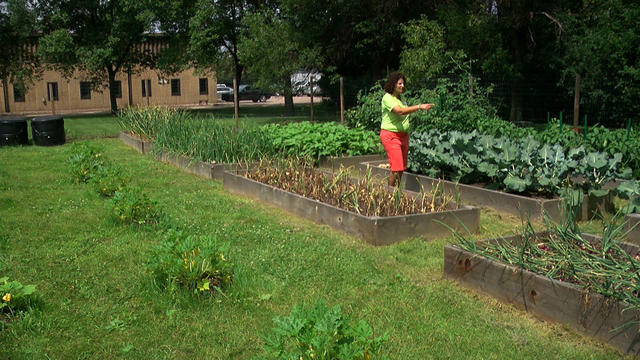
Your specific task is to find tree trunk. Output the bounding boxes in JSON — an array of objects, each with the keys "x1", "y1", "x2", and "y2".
[
  {"x1": 2, "y1": 78, "x2": 10, "y2": 113},
  {"x1": 283, "y1": 75, "x2": 294, "y2": 115},
  {"x1": 107, "y1": 67, "x2": 118, "y2": 114}
]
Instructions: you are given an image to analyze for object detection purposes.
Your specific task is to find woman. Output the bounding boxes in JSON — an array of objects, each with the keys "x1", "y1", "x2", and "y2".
[{"x1": 380, "y1": 72, "x2": 433, "y2": 186}]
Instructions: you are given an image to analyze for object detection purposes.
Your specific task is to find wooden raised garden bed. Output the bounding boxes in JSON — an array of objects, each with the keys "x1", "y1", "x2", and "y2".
[
  {"x1": 318, "y1": 154, "x2": 385, "y2": 170},
  {"x1": 360, "y1": 160, "x2": 612, "y2": 222},
  {"x1": 154, "y1": 152, "x2": 239, "y2": 180},
  {"x1": 222, "y1": 168, "x2": 480, "y2": 246},
  {"x1": 119, "y1": 131, "x2": 153, "y2": 154},
  {"x1": 444, "y1": 234, "x2": 640, "y2": 356},
  {"x1": 626, "y1": 214, "x2": 640, "y2": 246}
]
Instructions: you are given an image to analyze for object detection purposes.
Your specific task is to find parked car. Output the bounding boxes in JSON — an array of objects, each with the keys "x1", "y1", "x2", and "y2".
[
  {"x1": 216, "y1": 86, "x2": 233, "y2": 100},
  {"x1": 221, "y1": 85, "x2": 271, "y2": 102}
]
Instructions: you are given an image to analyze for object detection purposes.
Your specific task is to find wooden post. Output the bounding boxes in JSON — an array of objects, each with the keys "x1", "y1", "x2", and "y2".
[
  {"x1": 233, "y1": 78, "x2": 239, "y2": 130},
  {"x1": 340, "y1": 77, "x2": 344, "y2": 125},
  {"x1": 573, "y1": 73, "x2": 581, "y2": 129},
  {"x1": 309, "y1": 76, "x2": 314, "y2": 123},
  {"x1": 127, "y1": 68, "x2": 133, "y2": 107}
]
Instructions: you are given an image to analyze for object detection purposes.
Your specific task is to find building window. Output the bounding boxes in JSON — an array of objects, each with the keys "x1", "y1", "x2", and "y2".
[
  {"x1": 171, "y1": 79, "x2": 181, "y2": 96},
  {"x1": 199, "y1": 78, "x2": 208, "y2": 95},
  {"x1": 110, "y1": 81, "x2": 122, "y2": 98},
  {"x1": 141, "y1": 79, "x2": 151, "y2": 97},
  {"x1": 13, "y1": 83, "x2": 25, "y2": 102},
  {"x1": 80, "y1": 82, "x2": 91, "y2": 100},
  {"x1": 47, "y1": 82, "x2": 59, "y2": 101}
]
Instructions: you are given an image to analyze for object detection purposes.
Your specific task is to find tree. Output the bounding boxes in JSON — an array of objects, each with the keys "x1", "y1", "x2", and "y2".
[
  {"x1": 36, "y1": 0, "x2": 157, "y2": 114},
  {"x1": 188, "y1": 0, "x2": 272, "y2": 111},
  {"x1": 556, "y1": 0, "x2": 640, "y2": 127},
  {"x1": 279, "y1": 0, "x2": 435, "y2": 105},
  {"x1": 0, "y1": 0, "x2": 39, "y2": 113},
  {"x1": 238, "y1": 8, "x2": 322, "y2": 114}
]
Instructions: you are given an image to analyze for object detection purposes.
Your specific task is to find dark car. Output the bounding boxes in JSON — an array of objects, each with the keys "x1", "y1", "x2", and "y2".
[{"x1": 221, "y1": 85, "x2": 271, "y2": 102}]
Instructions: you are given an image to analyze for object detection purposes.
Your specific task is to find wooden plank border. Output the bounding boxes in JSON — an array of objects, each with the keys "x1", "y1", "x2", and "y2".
[
  {"x1": 223, "y1": 169, "x2": 480, "y2": 246},
  {"x1": 444, "y1": 235, "x2": 640, "y2": 356}
]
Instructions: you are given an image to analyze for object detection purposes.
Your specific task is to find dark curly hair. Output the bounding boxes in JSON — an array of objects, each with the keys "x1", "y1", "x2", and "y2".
[{"x1": 383, "y1": 72, "x2": 406, "y2": 94}]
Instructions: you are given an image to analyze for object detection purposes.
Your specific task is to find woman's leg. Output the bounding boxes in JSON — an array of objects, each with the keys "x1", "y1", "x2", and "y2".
[
  {"x1": 389, "y1": 171, "x2": 402, "y2": 187},
  {"x1": 380, "y1": 130, "x2": 407, "y2": 187}
]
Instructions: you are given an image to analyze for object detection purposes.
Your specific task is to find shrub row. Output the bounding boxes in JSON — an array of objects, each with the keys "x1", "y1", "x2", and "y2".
[
  {"x1": 67, "y1": 141, "x2": 161, "y2": 224},
  {"x1": 408, "y1": 129, "x2": 629, "y2": 197}
]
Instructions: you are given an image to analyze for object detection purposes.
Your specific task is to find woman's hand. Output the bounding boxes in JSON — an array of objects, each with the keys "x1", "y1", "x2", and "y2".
[{"x1": 419, "y1": 103, "x2": 434, "y2": 111}]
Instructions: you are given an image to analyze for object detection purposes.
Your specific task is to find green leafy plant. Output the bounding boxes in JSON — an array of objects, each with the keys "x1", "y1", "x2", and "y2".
[
  {"x1": 408, "y1": 129, "x2": 627, "y2": 197},
  {"x1": 259, "y1": 299, "x2": 388, "y2": 360},
  {"x1": 263, "y1": 122, "x2": 382, "y2": 161},
  {"x1": 110, "y1": 186, "x2": 162, "y2": 225},
  {"x1": 148, "y1": 229, "x2": 233, "y2": 294},
  {"x1": 90, "y1": 164, "x2": 127, "y2": 198},
  {"x1": 616, "y1": 180, "x2": 640, "y2": 214},
  {"x1": 67, "y1": 141, "x2": 105, "y2": 183},
  {"x1": 0, "y1": 276, "x2": 37, "y2": 316}
]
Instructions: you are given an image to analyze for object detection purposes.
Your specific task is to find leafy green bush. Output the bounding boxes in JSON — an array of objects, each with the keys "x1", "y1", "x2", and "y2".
[
  {"x1": 408, "y1": 129, "x2": 629, "y2": 196},
  {"x1": 344, "y1": 83, "x2": 385, "y2": 131},
  {"x1": 263, "y1": 121, "x2": 382, "y2": 160},
  {"x1": 117, "y1": 106, "x2": 181, "y2": 139},
  {"x1": 148, "y1": 229, "x2": 233, "y2": 294},
  {"x1": 616, "y1": 180, "x2": 640, "y2": 214},
  {"x1": 344, "y1": 75, "x2": 498, "y2": 135},
  {"x1": 110, "y1": 186, "x2": 162, "y2": 225},
  {"x1": 67, "y1": 141, "x2": 105, "y2": 183},
  {"x1": 153, "y1": 116, "x2": 276, "y2": 163},
  {"x1": 259, "y1": 299, "x2": 388, "y2": 360},
  {"x1": 91, "y1": 164, "x2": 127, "y2": 198},
  {"x1": 1, "y1": 277, "x2": 37, "y2": 315}
]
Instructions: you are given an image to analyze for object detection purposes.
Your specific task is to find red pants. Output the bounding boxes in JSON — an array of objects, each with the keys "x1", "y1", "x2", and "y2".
[{"x1": 380, "y1": 129, "x2": 408, "y2": 172}]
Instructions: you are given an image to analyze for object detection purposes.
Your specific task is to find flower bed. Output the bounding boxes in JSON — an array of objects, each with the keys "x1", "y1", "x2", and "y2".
[
  {"x1": 444, "y1": 233, "x2": 640, "y2": 355},
  {"x1": 222, "y1": 161, "x2": 479, "y2": 245},
  {"x1": 360, "y1": 160, "x2": 613, "y2": 222}
]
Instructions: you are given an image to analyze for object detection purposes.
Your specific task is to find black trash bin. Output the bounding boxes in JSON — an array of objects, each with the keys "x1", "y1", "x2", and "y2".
[
  {"x1": 0, "y1": 116, "x2": 29, "y2": 146},
  {"x1": 32, "y1": 115, "x2": 65, "y2": 146}
]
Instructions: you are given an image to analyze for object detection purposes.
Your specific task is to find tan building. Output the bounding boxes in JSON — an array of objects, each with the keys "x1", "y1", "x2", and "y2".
[{"x1": 1, "y1": 67, "x2": 219, "y2": 114}]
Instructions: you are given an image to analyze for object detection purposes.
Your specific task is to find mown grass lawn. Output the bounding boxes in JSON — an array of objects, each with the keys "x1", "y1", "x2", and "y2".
[{"x1": 0, "y1": 136, "x2": 630, "y2": 359}]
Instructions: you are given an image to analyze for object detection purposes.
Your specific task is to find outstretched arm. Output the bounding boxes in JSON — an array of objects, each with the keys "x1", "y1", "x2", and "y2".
[{"x1": 392, "y1": 103, "x2": 434, "y2": 115}]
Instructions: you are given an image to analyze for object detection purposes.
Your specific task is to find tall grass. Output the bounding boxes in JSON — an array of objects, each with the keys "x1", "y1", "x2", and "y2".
[
  {"x1": 117, "y1": 106, "x2": 182, "y2": 140},
  {"x1": 152, "y1": 111, "x2": 277, "y2": 164}
]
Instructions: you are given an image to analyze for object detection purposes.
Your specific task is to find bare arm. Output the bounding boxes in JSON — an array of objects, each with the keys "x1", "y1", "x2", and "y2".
[{"x1": 392, "y1": 103, "x2": 434, "y2": 115}]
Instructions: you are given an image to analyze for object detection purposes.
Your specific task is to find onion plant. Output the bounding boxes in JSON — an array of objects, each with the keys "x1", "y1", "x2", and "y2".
[
  {"x1": 243, "y1": 158, "x2": 457, "y2": 217},
  {"x1": 456, "y1": 196, "x2": 640, "y2": 315}
]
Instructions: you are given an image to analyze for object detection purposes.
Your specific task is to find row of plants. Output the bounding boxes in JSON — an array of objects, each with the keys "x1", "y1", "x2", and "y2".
[
  {"x1": 262, "y1": 121, "x2": 382, "y2": 160},
  {"x1": 68, "y1": 140, "x2": 386, "y2": 358},
  {"x1": 454, "y1": 200, "x2": 640, "y2": 318},
  {"x1": 407, "y1": 129, "x2": 629, "y2": 197},
  {"x1": 68, "y1": 141, "x2": 161, "y2": 224},
  {"x1": 345, "y1": 83, "x2": 640, "y2": 178},
  {"x1": 243, "y1": 158, "x2": 456, "y2": 217},
  {"x1": 118, "y1": 107, "x2": 383, "y2": 163}
]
